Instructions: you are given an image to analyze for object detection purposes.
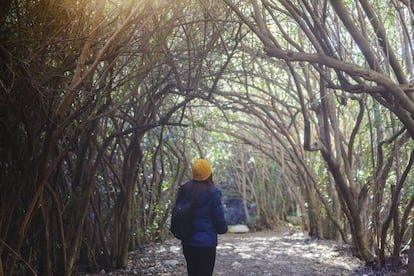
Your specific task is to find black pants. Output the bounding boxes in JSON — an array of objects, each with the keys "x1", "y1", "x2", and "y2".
[{"x1": 183, "y1": 245, "x2": 216, "y2": 276}]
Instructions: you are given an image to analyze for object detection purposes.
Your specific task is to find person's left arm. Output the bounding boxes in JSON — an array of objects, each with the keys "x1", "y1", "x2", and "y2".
[{"x1": 211, "y1": 188, "x2": 228, "y2": 234}]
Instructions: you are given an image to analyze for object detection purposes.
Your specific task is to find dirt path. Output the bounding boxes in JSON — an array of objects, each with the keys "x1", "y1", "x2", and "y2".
[
  {"x1": 96, "y1": 229, "x2": 406, "y2": 276},
  {"x1": 214, "y1": 231, "x2": 362, "y2": 276}
]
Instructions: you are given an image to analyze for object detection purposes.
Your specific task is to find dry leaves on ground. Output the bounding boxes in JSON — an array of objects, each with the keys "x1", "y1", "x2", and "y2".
[{"x1": 86, "y1": 229, "x2": 407, "y2": 276}]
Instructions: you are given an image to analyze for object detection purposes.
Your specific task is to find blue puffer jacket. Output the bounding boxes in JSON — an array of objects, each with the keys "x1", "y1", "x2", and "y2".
[{"x1": 182, "y1": 186, "x2": 227, "y2": 248}]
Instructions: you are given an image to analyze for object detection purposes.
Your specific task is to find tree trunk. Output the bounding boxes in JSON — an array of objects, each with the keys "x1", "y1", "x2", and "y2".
[
  {"x1": 408, "y1": 224, "x2": 414, "y2": 274},
  {"x1": 117, "y1": 133, "x2": 143, "y2": 268}
]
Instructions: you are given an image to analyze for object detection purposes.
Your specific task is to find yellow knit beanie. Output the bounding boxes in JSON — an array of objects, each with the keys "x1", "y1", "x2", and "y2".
[{"x1": 192, "y1": 159, "x2": 212, "y2": 181}]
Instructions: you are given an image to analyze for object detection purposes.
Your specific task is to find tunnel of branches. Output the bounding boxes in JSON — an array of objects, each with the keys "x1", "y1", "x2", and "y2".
[{"x1": 2, "y1": 0, "x2": 414, "y2": 275}]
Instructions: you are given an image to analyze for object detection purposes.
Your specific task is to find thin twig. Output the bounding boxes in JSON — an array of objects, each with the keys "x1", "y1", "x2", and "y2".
[{"x1": 0, "y1": 238, "x2": 38, "y2": 275}]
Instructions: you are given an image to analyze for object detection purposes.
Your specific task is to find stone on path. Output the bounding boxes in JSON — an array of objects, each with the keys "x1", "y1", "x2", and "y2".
[
  {"x1": 227, "y1": 224, "x2": 249, "y2": 233},
  {"x1": 163, "y1": 260, "x2": 179, "y2": 267}
]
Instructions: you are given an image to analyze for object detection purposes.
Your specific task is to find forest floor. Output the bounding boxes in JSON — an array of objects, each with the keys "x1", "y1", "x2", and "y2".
[{"x1": 88, "y1": 227, "x2": 408, "y2": 276}]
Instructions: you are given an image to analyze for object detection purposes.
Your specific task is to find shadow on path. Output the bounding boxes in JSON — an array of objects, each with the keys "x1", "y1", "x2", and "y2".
[
  {"x1": 214, "y1": 230, "x2": 361, "y2": 276},
  {"x1": 89, "y1": 229, "x2": 407, "y2": 275}
]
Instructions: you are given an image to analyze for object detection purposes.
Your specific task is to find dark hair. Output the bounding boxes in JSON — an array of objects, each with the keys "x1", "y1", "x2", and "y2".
[{"x1": 191, "y1": 174, "x2": 214, "y2": 195}]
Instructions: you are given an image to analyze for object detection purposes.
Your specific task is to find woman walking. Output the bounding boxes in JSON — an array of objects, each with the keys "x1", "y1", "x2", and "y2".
[{"x1": 175, "y1": 158, "x2": 227, "y2": 276}]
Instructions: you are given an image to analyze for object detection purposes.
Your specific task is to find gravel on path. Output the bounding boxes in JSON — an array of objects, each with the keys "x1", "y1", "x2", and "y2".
[{"x1": 84, "y1": 229, "x2": 408, "y2": 276}]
